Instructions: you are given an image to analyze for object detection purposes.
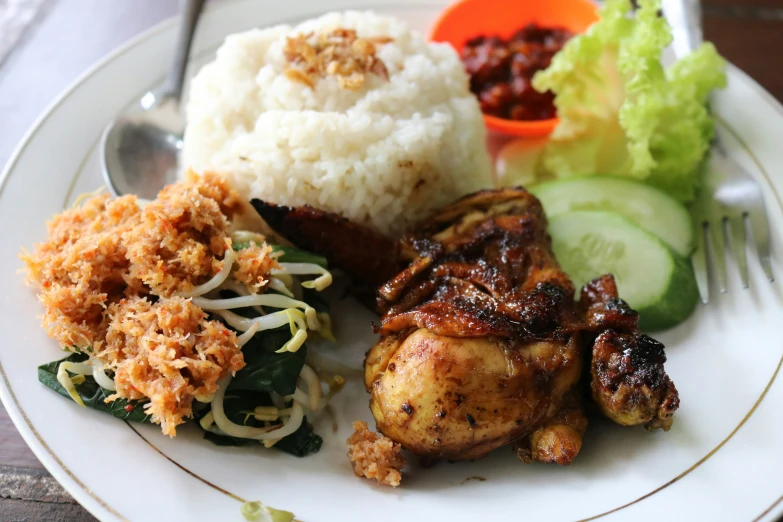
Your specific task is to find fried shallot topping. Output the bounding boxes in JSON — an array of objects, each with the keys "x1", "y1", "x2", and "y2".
[
  {"x1": 347, "y1": 421, "x2": 406, "y2": 487},
  {"x1": 21, "y1": 173, "x2": 275, "y2": 436},
  {"x1": 284, "y1": 28, "x2": 392, "y2": 90}
]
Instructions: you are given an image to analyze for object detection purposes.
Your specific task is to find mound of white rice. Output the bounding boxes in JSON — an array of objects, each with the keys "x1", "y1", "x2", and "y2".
[{"x1": 182, "y1": 11, "x2": 492, "y2": 236}]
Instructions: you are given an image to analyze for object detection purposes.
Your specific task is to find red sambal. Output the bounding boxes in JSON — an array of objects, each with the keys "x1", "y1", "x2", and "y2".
[{"x1": 460, "y1": 24, "x2": 572, "y2": 121}]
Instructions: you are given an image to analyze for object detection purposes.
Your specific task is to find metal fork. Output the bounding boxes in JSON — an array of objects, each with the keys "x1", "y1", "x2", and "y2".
[{"x1": 663, "y1": 0, "x2": 774, "y2": 303}]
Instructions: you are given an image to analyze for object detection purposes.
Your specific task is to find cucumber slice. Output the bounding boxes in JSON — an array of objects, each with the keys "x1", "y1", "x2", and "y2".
[
  {"x1": 531, "y1": 176, "x2": 693, "y2": 257},
  {"x1": 548, "y1": 211, "x2": 699, "y2": 331}
]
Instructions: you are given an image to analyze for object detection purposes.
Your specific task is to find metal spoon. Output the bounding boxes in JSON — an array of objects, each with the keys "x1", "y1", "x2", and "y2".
[{"x1": 101, "y1": 0, "x2": 206, "y2": 199}]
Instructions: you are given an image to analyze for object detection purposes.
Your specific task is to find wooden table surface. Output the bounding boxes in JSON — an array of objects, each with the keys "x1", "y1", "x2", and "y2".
[{"x1": 1, "y1": 0, "x2": 783, "y2": 520}]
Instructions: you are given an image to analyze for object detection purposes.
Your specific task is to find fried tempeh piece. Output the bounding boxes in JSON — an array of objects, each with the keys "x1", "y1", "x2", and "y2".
[{"x1": 251, "y1": 199, "x2": 401, "y2": 293}]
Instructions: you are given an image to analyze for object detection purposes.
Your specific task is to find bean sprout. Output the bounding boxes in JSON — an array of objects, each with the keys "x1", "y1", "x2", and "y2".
[
  {"x1": 178, "y1": 247, "x2": 236, "y2": 298},
  {"x1": 199, "y1": 411, "x2": 215, "y2": 431},
  {"x1": 281, "y1": 309, "x2": 309, "y2": 353},
  {"x1": 287, "y1": 388, "x2": 311, "y2": 410},
  {"x1": 314, "y1": 312, "x2": 335, "y2": 342},
  {"x1": 273, "y1": 273, "x2": 294, "y2": 288},
  {"x1": 212, "y1": 308, "x2": 303, "y2": 333},
  {"x1": 204, "y1": 364, "x2": 335, "y2": 445},
  {"x1": 91, "y1": 360, "x2": 116, "y2": 391},
  {"x1": 313, "y1": 373, "x2": 346, "y2": 412},
  {"x1": 211, "y1": 375, "x2": 305, "y2": 440},
  {"x1": 231, "y1": 231, "x2": 268, "y2": 246},
  {"x1": 192, "y1": 294, "x2": 318, "y2": 330},
  {"x1": 57, "y1": 362, "x2": 93, "y2": 406},
  {"x1": 236, "y1": 322, "x2": 260, "y2": 347},
  {"x1": 195, "y1": 392, "x2": 216, "y2": 403},
  {"x1": 132, "y1": 230, "x2": 341, "y2": 446},
  {"x1": 279, "y1": 325, "x2": 307, "y2": 353},
  {"x1": 299, "y1": 364, "x2": 322, "y2": 411},
  {"x1": 212, "y1": 309, "x2": 309, "y2": 353},
  {"x1": 290, "y1": 277, "x2": 303, "y2": 301},
  {"x1": 273, "y1": 263, "x2": 332, "y2": 291},
  {"x1": 216, "y1": 278, "x2": 251, "y2": 297},
  {"x1": 267, "y1": 277, "x2": 294, "y2": 298},
  {"x1": 273, "y1": 273, "x2": 298, "y2": 300},
  {"x1": 306, "y1": 350, "x2": 361, "y2": 378},
  {"x1": 252, "y1": 406, "x2": 280, "y2": 422},
  {"x1": 214, "y1": 278, "x2": 265, "y2": 315},
  {"x1": 278, "y1": 364, "x2": 342, "y2": 414}
]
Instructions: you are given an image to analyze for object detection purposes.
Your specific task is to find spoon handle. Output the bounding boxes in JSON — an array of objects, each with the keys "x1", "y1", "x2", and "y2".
[
  {"x1": 661, "y1": 0, "x2": 703, "y2": 58},
  {"x1": 162, "y1": 0, "x2": 207, "y2": 102}
]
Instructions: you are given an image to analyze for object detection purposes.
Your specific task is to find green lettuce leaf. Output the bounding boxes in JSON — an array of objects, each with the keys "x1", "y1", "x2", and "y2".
[{"x1": 532, "y1": 0, "x2": 726, "y2": 201}]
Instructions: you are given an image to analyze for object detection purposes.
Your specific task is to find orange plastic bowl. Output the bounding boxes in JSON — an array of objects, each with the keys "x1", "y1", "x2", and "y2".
[{"x1": 430, "y1": 0, "x2": 599, "y2": 138}]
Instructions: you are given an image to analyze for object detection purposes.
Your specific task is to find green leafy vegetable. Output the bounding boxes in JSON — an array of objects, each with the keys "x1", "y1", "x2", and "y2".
[
  {"x1": 301, "y1": 287, "x2": 330, "y2": 314},
  {"x1": 39, "y1": 258, "x2": 330, "y2": 458},
  {"x1": 232, "y1": 242, "x2": 327, "y2": 268},
  {"x1": 198, "y1": 391, "x2": 261, "y2": 447},
  {"x1": 228, "y1": 327, "x2": 306, "y2": 396},
  {"x1": 203, "y1": 430, "x2": 253, "y2": 447},
  {"x1": 272, "y1": 245, "x2": 328, "y2": 267},
  {"x1": 198, "y1": 389, "x2": 322, "y2": 457},
  {"x1": 198, "y1": 318, "x2": 321, "y2": 456},
  {"x1": 532, "y1": 0, "x2": 726, "y2": 202},
  {"x1": 203, "y1": 418, "x2": 322, "y2": 456},
  {"x1": 273, "y1": 420, "x2": 323, "y2": 456},
  {"x1": 38, "y1": 354, "x2": 151, "y2": 423}
]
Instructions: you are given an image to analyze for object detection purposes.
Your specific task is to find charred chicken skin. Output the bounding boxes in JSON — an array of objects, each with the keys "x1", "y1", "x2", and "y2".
[
  {"x1": 367, "y1": 189, "x2": 588, "y2": 461},
  {"x1": 252, "y1": 188, "x2": 679, "y2": 464},
  {"x1": 581, "y1": 275, "x2": 680, "y2": 430}
]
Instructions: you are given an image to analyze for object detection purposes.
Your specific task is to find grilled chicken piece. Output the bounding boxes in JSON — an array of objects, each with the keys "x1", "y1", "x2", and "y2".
[
  {"x1": 581, "y1": 276, "x2": 680, "y2": 430},
  {"x1": 366, "y1": 188, "x2": 588, "y2": 461},
  {"x1": 251, "y1": 188, "x2": 680, "y2": 464},
  {"x1": 513, "y1": 389, "x2": 588, "y2": 464},
  {"x1": 365, "y1": 329, "x2": 584, "y2": 461}
]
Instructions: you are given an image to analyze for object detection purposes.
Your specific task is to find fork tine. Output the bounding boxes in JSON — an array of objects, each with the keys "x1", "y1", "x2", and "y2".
[
  {"x1": 725, "y1": 215, "x2": 749, "y2": 288},
  {"x1": 747, "y1": 208, "x2": 775, "y2": 282},
  {"x1": 692, "y1": 222, "x2": 710, "y2": 304},
  {"x1": 707, "y1": 220, "x2": 728, "y2": 293}
]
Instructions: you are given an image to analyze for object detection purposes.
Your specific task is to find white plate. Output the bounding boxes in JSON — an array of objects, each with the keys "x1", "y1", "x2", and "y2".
[{"x1": 2, "y1": 1, "x2": 783, "y2": 521}]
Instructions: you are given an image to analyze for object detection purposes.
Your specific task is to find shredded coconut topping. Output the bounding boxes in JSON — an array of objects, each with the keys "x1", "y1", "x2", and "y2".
[
  {"x1": 233, "y1": 242, "x2": 279, "y2": 293},
  {"x1": 20, "y1": 194, "x2": 143, "y2": 349},
  {"x1": 21, "y1": 174, "x2": 277, "y2": 436},
  {"x1": 347, "y1": 421, "x2": 406, "y2": 487},
  {"x1": 101, "y1": 296, "x2": 243, "y2": 436},
  {"x1": 124, "y1": 175, "x2": 234, "y2": 296}
]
